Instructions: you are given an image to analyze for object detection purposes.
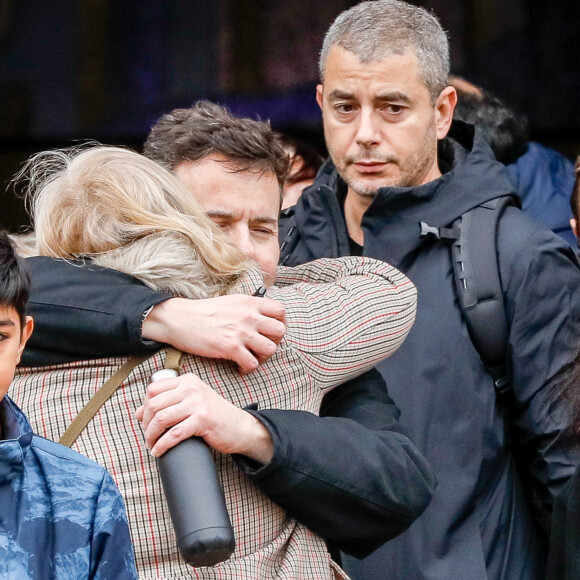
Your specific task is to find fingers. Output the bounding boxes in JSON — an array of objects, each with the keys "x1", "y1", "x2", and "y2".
[
  {"x1": 146, "y1": 400, "x2": 201, "y2": 455},
  {"x1": 143, "y1": 294, "x2": 287, "y2": 370},
  {"x1": 134, "y1": 371, "x2": 275, "y2": 460},
  {"x1": 150, "y1": 417, "x2": 197, "y2": 457},
  {"x1": 237, "y1": 334, "x2": 278, "y2": 373},
  {"x1": 257, "y1": 298, "x2": 286, "y2": 324},
  {"x1": 256, "y1": 311, "x2": 286, "y2": 345},
  {"x1": 135, "y1": 374, "x2": 209, "y2": 452},
  {"x1": 140, "y1": 381, "x2": 189, "y2": 431},
  {"x1": 231, "y1": 349, "x2": 260, "y2": 374}
]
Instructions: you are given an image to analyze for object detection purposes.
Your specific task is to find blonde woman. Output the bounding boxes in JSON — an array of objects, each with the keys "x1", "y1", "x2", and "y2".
[{"x1": 14, "y1": 145, "x2": 422, "y2": 579}]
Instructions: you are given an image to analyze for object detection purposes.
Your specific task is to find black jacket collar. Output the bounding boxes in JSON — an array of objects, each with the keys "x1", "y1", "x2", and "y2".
[{"x1": 293, "y1": 122, "x2": 518, "y2": 266}]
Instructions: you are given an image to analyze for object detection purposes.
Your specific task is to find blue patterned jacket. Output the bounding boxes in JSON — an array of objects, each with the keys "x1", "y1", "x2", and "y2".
[{"x1": 0, "y1": 396, "x2": 137, "y2": 579}]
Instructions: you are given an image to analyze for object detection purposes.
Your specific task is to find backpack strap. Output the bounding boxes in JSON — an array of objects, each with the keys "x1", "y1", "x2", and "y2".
[
  {"x1": 451, "y1": 197, "x2": 515, "y2": 396},
  {"x1": 420, "y1": 196, "x2": 516, "y2": 397},
  {"x1": 164, "y1": 346, "x2": 183, "y2": 372},
  {"x1": 59, "y1": 347, "x2": 184, "y2": 447}
]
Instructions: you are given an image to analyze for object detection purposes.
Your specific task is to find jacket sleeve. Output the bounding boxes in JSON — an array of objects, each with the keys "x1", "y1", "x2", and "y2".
[
  {"x1": 23, "y1": 256, "x2": 169, "y2": 366},
  {"x1": 234, "y1": 368, "x2": 436, "y2": 558},
  {"x1": 271, "y1": 257, "x2": 417, "y2": 390},
  {"x1": 90, "y1": 471, "x2": 138, "y2": 580},
  {"x1": 501, "y1": 211, "x2": 580, "y2": 514}
]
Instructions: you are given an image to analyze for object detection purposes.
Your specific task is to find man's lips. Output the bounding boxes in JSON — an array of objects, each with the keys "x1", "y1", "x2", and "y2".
[{"x1": 352, "y1": 160, "x2": 389, "y2": 173}]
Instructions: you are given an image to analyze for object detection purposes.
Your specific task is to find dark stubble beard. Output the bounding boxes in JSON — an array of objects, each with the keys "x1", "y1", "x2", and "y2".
[{"x1": 334, "y1": 117, "x2": 438, "y2": 197}]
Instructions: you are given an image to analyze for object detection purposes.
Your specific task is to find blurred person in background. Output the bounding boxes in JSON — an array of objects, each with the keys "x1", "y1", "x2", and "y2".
[
  {"x1": 450, "y1": 75, "x2": 577, "y2": 246},
  {"x1": 279, "y1": 134, "x2": 324, "y2": 209}
]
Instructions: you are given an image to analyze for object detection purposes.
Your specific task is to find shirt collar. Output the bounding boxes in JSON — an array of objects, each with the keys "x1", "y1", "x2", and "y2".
[{"x1": 230, "y1": 267, "x2": 266, "y2": 295}]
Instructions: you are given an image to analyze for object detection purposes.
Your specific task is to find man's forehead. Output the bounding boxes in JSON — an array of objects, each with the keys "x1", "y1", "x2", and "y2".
[
  {"x1": 175, "y1": 157, "x2": 280, "y2": 208},
  {"x1": 321, "y1": 46, "x2": 431, "y2": 103},
  {"x1": 323, "y1": 45, "x2": 420, "y2": 82}
]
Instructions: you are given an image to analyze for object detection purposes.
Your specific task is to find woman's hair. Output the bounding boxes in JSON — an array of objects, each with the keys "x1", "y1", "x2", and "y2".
[{"x1": 20, "y1": 145, "x2": 249, "y2": 299}]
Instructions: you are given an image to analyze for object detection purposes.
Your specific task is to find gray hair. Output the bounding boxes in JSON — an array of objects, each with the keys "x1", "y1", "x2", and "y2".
[{"x1": 319, "y1": 0, "x2": 450, "y2": 102}]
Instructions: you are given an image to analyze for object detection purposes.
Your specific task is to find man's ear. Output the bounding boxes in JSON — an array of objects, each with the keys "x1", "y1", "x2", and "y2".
[
  {"x1": 434, "y1": 86, "x2": 457, "y2": 140},
  {"x1": 17, "y1": 316, "x2": 34, "y2": 364},
  {"x1": 316, "y1": 84, "x2": 324, "y2": 111},
  {"x1": 571, "y1": 218, "x2": 578, "y2": 239}
]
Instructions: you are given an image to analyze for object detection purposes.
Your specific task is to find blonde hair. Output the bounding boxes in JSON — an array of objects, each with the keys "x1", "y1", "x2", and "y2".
[
  {"x1": 9, "y1": 231, "x2": 38, "y2": 258},
  {"x1": 21, "y1": 145, "x2": 249, "y2": 299}
]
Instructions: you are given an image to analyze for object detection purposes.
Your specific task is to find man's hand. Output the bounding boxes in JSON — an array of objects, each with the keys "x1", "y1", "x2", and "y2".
[
  {"x1": 135, "y1": 373, "x2": 274, "y2": 463},
  {"x1": 142, "y1": 295, "x2": 286, "y2": 373}
]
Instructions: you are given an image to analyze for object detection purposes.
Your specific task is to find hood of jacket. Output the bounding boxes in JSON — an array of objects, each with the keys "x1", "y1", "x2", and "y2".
[{"x1": 292, "y1": 121, "x2": 519, "y2": 267}]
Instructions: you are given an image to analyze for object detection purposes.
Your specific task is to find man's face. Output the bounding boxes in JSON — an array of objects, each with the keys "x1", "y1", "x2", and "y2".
[
  {"x1": 0, "y1": 308, "x2": 33, "y2": 403},
  {"x1": 174, "y1": 156, "x2": 280, "y2": 287},
  {"x1": 316, "y1": 46, "x2": 456, "y2": 196}
]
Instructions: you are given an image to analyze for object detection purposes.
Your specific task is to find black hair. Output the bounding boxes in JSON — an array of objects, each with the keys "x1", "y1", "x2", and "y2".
[
  {"x1": 0, "y1": 230, "x2": 30, "y2": 328},
  {"x1": 280, "y1": 135, "x2": 324, "y2": 185},
  {"x1": 143, "y1": 100, "x2": 290, "y2": 189},
  {"x1": 452, "y1": 87, "x2": 529, "y2": 165}
]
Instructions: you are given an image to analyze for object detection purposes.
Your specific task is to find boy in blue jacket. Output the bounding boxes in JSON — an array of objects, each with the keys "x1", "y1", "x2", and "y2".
[{"x1": 0, "y1": 230, "x2": 137, "y2": 579}]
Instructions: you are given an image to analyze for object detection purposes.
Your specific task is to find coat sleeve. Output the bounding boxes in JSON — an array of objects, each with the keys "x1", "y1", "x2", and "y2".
[
  {"x1": 23, "y1": 256, "x2": 169, "y2": 366},
  {"x1": 234, "y1": 368, "x2": 436, "y2": 558},
  {"x1": 500, "y1": 211, "x2": 580, "y2": 514},
  {"x1": 271, "y1": 257, "x2": 417, "y2": 390},
  {"x1": 90, "y1": 470, "x2": 138, "y2": 580}
]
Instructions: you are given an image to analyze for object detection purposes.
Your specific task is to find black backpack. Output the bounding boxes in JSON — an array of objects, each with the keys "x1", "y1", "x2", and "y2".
[
  {"x1": 421, "y1": 194, "x2": 555, "y2": 545},
  {"x1": 419, "y1": 195, "x2": 517, "y2": 398}
]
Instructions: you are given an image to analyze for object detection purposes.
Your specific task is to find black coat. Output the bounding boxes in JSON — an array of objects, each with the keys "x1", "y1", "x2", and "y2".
[
  {"x1": 279, "y1": 124, "x2": 580, "y2": 580},
  {"x1": 23, "y1": 256, "x2": 436, "y2": 558},
  {"x1": 547, "y1": 464, "x2": 580, "y2": 580}
]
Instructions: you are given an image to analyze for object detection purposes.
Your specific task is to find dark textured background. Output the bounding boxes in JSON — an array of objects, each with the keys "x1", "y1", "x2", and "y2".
[{"x1": 1, "y1": 0, "x2": 578, "y2": 230}]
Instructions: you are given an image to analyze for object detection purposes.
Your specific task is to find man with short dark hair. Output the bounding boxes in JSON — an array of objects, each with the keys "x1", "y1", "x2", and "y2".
[{"x1": 278, "y1": 1, "x2": 580, "y2": 578}]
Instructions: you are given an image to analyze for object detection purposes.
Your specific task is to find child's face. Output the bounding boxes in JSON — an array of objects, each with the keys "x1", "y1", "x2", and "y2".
[{"x1": 0, "y1": 307, "x2": 33, "y2": 402}]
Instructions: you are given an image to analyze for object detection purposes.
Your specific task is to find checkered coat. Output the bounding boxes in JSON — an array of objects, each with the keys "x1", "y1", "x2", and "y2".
[{"x1": 12, "y1": 256, "x2": 416, "y2": 579}]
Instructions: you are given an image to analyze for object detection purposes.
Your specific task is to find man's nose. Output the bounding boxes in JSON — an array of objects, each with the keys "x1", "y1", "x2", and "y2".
[
  {"x1": 355, "y1": 109, "x2": 381, "y2": 148},
  {"x1": 233, "y1": 228, "x2": 256, "y2": 260}
]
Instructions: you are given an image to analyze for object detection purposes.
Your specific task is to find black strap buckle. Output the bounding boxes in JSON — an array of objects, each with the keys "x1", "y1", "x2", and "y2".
[{"x1": 419, "y1": 221, "x2": 460, "y2": 241}]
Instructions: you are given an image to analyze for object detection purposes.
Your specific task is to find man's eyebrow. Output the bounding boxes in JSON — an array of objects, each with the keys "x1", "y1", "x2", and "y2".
[
  {"x1": 327, "y1": 89, "x2": 413, "y2": 104},
  {"x1": 206, "y1": 209, "x2": 235, "y2": 219},
  {"x1": 375, "y1": 91, "x2": 413, "y2": 104},
  {"x1": 327, "y1": 89, "x2": 355, "y2": 101},
  {"x1": 250, "y1": 216, "x2": 278, "y2": 225},
  {"x1": 0, "y1": 319, "x2": 15, "y2": 328}
]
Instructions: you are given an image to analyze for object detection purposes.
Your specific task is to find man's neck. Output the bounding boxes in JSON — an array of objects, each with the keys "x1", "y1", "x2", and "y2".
[{"x1": 344, "y1": 190, "x2": 375, "y2": 246}]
